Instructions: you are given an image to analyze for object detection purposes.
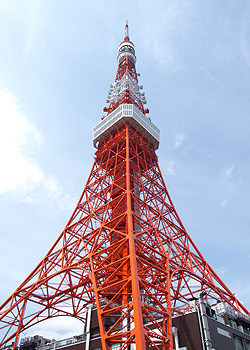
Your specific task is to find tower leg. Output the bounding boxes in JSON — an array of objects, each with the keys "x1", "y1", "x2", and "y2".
[{"x1": 125, "y1": 124, "x2": 146, "y2": 349}]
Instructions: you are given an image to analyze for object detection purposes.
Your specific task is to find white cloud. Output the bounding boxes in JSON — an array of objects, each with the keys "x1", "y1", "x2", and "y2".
[
  {"x1": 220, "y1": 165, "x2": 242, "y2": 208},
  {"x1": 21, "y1": 316, "x2": 85, "y2": 340},
  {"x1": 215, "y1": 265, "x2": 227, "y2": 276},
  {"x1": 222, "y1": 165, "x2": 234, "y2": 179},
  {"x1": 0, "y1": 90, "x2": 41, "y2": 192},
  {"x1": 163, "y1": 158, "x2": 176, "y2": 176},
  {"x1": 160, "y1": 133, "x2": 185, "y2": 176},
  {"x1": 23, "y1": 0, "x2": 42, "y2": 60},
  {"x1": 0, "y1": 89, "x2": 75, "y2": 210},
  {"x1": 239, "y1": 3, "x2": 250, "y2": 68},
  {"x1": 220, "y1": 198, "x2": 227, "y2": 209},
  {"x1": 174, "y1": 133, "x2": 185, "y2": 148},
  {"x1": 232, "y1": 282, "x2": 250, "y2": 312},
  {"x1": 137, "y1": 1, "x2": 193, "y2": 68}
]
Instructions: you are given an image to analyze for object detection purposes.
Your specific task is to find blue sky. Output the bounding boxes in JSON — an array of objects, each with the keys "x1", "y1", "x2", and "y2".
[{"x1": 0, "y1": 0, "x2": 249, "y2": 340}]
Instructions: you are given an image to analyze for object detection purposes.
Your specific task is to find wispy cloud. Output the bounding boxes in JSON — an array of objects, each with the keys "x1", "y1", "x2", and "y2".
[
  {"x1": 0, "y1": 89, "x2": 75, "y2": 210},
  {"x1": 137, "y1": 1, "x2": 193, "y2": 68},
  {"x1": 174, "y1": 133, "x2": 185, "y2": 148},
  {"x1": 222, "y1": 165, "x2": 234, "y2": 179},
  {"x1": 161, "y1": 133, "x2": 185, "y2": 176},
  {"x1": 23, "y1": 0, "x2": 42, "y2": 60},
  {"x1": 239, "y1": 3, "x2": 250, "y2": 68},
  {"x1": 215, "y1": 265, "x2": 227, "y2": 276},
  {"x1": 165, "y1": 158, "x2": 176, "y2": 176},
  {"x1": 233, "y1": 280, "x2": 250, "y2": 310},
  {"x1": 220, "y1": 165, "x2": 242, "y2": 208}
]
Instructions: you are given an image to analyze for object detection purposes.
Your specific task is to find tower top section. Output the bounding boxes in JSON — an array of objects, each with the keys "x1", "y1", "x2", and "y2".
[
  {"x1": 117, "y1": 22, "x2": 136, "y2": 64},
  {"x1": 93, "y1": 24, "x2": 160, "y2": 150}
]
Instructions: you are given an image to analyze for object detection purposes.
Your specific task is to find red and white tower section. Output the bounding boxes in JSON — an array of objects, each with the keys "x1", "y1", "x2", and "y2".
[{"x1": 0, "y1": 24, "x2": 249, "y2": 350}]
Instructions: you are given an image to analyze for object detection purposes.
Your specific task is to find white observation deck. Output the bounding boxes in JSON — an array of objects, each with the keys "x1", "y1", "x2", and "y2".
[{"x1": 93, "y1": 104, "x2": 160, "y2": 150}]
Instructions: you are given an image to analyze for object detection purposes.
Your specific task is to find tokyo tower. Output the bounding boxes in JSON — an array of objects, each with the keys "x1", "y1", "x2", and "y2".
[{"x1": 0, "y1": 24, "x2": 249, "y2": 350}]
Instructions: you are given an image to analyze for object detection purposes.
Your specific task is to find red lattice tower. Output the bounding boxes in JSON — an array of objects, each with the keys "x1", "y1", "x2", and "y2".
[{"x1": 0, "y1": 24, "x2": 249, "y2": 350}]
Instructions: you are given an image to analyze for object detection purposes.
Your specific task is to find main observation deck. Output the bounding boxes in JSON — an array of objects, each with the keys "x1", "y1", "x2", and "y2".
[{"x1": 93, "y1": 104, "x2": 160, "y2": 150}]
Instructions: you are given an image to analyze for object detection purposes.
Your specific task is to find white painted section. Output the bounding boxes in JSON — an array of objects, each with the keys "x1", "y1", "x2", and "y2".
[
  {"x1": 93, "y1": 104, "x2": 160, "y2": 150},
  {"x1": 172, "y1": 327, "x2": 180, "y2": 350},
  {"x1": 106, "y1": 71, "x2": 146, "y2": 106},
  {"x1": 85, "y1": 304, "x2": 93, "y2": 350}
]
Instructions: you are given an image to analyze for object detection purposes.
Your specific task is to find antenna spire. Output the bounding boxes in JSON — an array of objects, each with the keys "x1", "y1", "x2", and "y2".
[{"x1": 124, "y1": 20, "x2": 129, "y2": 41}]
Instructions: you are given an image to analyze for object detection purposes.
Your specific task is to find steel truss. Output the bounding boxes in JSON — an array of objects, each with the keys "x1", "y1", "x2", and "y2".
[{"x1": 0, "y1": 125, "x2": 248, "y2": 350}]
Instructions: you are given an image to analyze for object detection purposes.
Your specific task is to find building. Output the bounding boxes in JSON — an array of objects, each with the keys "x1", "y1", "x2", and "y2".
[{"x1": 18, "y1": 299, "x2": 250, "y2": 350}]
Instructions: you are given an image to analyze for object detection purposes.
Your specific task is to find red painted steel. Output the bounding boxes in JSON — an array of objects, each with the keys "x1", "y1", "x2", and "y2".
[{"x1": 0, "y1": 24, "x2": 249, "y2": 350}]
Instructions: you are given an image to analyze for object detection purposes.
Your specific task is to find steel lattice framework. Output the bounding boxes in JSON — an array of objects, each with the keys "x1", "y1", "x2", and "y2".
[{"x1": 0, "y1": 24, "x2": 249, "y2": 350}]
